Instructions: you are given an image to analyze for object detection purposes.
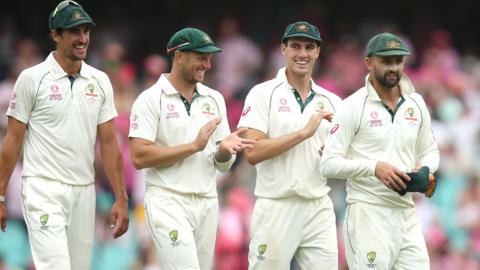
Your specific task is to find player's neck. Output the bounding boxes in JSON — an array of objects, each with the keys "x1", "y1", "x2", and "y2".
[
  {"x1": 286, "y1": 72, "x2": 311, "y2": 95},
  {"x1": 372, "y1": 80, "x2": 401, "y2": 110},
  {"x1": 53, "y1": 51, "x2": 81, "y2": 76},
  {"x1": 167, "y1": 72, "x2": 196, "y2": 101}
]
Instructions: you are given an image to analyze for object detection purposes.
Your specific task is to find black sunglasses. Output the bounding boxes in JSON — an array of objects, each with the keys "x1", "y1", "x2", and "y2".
[{"x1": 52, "y1": 0, "x2": 81, "y2": 18}]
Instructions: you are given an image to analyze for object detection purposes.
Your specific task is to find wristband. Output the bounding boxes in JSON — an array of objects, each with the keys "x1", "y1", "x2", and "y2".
[{"x1": 0, "y1": 195, "x2": 5, "y2": 203}]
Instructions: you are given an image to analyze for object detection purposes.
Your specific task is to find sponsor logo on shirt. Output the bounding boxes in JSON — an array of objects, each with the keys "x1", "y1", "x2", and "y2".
[
  {"x1": 257, "y1": 244, "x2": 267, "y2": 260},
  {"x1": 130, "y1": 114, "x2": 138, "y2": 130},
  {"x1": 368, "y1": 110, "x2": 383, "y2": 127},
  {"x1": 49, "y1": 85, "x2": 63, "y2": 101},
  {"x1": 169, "y1": 230, "x2": 180, "y2": 247},
  {"x1": 278, "y1": 98, "x2": 291, "y2": 112},
  {"x1": 166, "y1": 103, "x2": 180, "y2": 119},
  {"x1": 330, "y1": 123, "x2": 339, "y2": 134},
  {"x1": 241, "y1": 105, "x2": 251, "y2": 116},
  {"x1": 367, "y1": 251, "x2": 376, "y2": 268},
  {"x1": 9, "y1": 94, "x2": 16, "y2": 109},
  {"x1": 40, "y1": 214, "x2": 49, "y2": 230}
]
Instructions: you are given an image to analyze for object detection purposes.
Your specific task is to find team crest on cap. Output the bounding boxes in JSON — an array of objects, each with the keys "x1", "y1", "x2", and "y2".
[
  {"x1": 387, "y1": 40, "x2": 401, "y2": 49},
  {"x1": 203, "y1": 34, "x2": 212, "y2": 43},
  {"x1": 73, "y1": 11, "x2": 82, "y2": 20},
  {"x1": 296, "y1": 24, "x2": 309, "y2": 32}
]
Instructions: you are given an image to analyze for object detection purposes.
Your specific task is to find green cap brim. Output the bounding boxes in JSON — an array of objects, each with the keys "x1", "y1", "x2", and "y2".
[
  {"x1": 370, "y1": 50, "x2": 411, "y2": 56},
  {"x1": 61, "y1": 19, "x2": 96, "y2": 30},
  {"x1": 283, "y1": 33, "x2": 322, "y2": 43},
  {"x1": 191, "y1": 45, "x2": 222, "y2": 53}
]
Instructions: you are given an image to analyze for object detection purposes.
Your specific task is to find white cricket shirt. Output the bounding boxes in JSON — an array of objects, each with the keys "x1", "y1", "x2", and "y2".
[
  {"x1": 237, "y1": 67, "x2": 342, "y2": 199},
  {"x1": 7, "y1": 52, "x2": 118, "y2": 185},
  {"x1": 129, "y1": 74, "x2": 233, "y2": 197},
  {"x1": 320, "y1": 74, "x2": 440, "y2": 207}
]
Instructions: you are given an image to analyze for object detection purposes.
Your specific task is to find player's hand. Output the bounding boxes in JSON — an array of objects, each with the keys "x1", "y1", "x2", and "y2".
[
  {"x1": 0, "y1": 203, "x2": 7, "y2": 232},
  {"x1": 301, "y1": 111, "x2": 333, "y2": 139},
  {"x1": 218, "y1": 128, "x2": 256, "y2": 155},
  {"x1": 375, "y1": 161, "x2": 410, "y2": 191},
  {"x1": 110, "y1": 199, "x2": 129, "y2": 239},
  {"x1": 193, "y1": 118, "x2": 221, "y2": 151}
]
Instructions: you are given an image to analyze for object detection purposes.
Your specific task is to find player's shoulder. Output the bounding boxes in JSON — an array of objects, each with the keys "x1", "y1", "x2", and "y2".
[
  {"x1": 344, "y1": 86, "x2": 368, "y2": 105},
  {"x1": 81, "y1": 62, "x2": 109, "y2": 81},
  {"x1": 19, "y1": 61, "x2": 50, "y2": 81},
  {"x1": 196, "y1": 83, "x2": 226, "y2": 103},
  {"x1": 248, "y1": 78, "x2": 283, "y2": 96},
  {"x1": 314, "y1": 84, "x2": 342, "y2": 103}
]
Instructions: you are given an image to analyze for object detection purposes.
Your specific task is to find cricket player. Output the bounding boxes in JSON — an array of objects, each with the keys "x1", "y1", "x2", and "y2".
[
  {"x1": 0, "y1": 1, "x2": 129, "y2": 269},
  {"x1": 237, "y1": 21, "x2": 342, "y2": 269},
  {"x1": 320, "y1": 32, "x2": 440, "y2": 270},
  {"x1": 128, "y1": 27, "x2": 255, "y2": 270}
]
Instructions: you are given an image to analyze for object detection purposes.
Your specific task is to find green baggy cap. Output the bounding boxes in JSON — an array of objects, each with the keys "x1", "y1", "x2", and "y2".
[
  {"x1": 282, "y1": 21, "x2": 322, "y2": 45},
  {"x1": 366, "y1": 32, "x2": 411, "y2": 56},
  {"x1": 48, "y1": 1, "x2": 95, "y2": 31},
  {"x1": 166, "y1": 28, "x2": 222, "y2": 54}
]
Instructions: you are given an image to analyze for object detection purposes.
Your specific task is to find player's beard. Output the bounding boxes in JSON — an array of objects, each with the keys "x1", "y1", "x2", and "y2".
[{"x1": 375, "y1": 71, "x2": 401, "y2": 88}]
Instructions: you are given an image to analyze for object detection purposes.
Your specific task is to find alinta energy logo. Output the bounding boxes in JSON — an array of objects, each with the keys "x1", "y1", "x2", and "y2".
[
  {"x1": 257, "y1": 244, "x2": 267, "y2": 261},
  {"x1": 169, "y1": 230, "x2": 180, "y2": 247},
  {"x1": 367, "y1": 251, "x2": 376, "y2": 268}
]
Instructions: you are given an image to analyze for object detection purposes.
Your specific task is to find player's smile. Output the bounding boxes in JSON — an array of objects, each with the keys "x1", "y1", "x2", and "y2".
[{"x1": 282, "y1": 37, "x2": 320, "y2": 77}]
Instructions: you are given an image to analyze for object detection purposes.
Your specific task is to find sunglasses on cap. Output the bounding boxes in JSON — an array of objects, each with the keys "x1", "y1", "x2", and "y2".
[{"x1": 52, "y1": 0, "x2": 81, "y2": 18}]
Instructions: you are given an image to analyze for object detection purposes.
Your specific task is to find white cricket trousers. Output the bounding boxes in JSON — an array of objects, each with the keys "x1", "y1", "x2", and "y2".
[
  {"x1": 21, "y1": 177, "x2": 95, "y2": 270},
  {"x1": 344, "y1": 202, "x2": 429, "y2": 270},
  {"x1": 144, "y1": 186, "x2": 218, "y2": 270},
  {"x1": 248, "y1": 195, "x2": 338, "y2": 270}
]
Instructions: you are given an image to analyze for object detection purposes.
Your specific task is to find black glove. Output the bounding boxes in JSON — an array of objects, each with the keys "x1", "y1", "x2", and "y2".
[{"x1": 397, "y1": 166, "x2": 437, "y2": 198}]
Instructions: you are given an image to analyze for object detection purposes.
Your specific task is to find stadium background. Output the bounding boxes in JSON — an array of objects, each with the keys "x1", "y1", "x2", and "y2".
[{"x1": 1, "y1": 0, "x2": 480, "y2": 269}]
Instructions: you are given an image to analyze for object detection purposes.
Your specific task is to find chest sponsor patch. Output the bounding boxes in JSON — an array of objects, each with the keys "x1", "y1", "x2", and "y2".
[
  {"x1": 278, "y1": 97, "x2": 291, "y2": 112},
  {"x1": 368, "y1": 110, "x2": 383, "y2": 127},
  {"x1": 49, "y1": 84, "x2": 63, "y2": 101},
  {"x1": 166, "y1": 103, "x2": 180, "y2": 119}
]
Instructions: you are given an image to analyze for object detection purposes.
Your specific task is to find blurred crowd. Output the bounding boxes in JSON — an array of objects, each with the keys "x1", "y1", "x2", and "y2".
[{"x1": 1, "y1": 15, "x2": 480, "y2": 270}]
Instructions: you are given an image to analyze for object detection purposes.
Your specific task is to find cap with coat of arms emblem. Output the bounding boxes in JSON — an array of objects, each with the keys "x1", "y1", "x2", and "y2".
[
  {"x1": 365, "y1": 32, "x2": 411, "y2": 57},
  {"x1": 282, "y1": 21, "x2": 322, "y2": 45},
  {"x1": 167, "y1": 28, "x2": 222, "y2": 54},
  {"x1": 48, "y1": 1, "x2": 95, "y2": 31}
]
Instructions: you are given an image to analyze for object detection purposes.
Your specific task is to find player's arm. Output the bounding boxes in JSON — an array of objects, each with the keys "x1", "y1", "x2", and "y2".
[
  {"x1": 415, "y1": 98, "x2": 440, "y2": 172},
  {"x1": 243, "y1": 111, "x2": 332, "y2": 165},
  {"x1": 0, "y1": 117, "x2": 27, "y2": 231},
  {"x1": 97, "y1": 120, "x2": 129, "y2": 239},
  {"x1": 130, "y1": 118, "x2": 221, "y2": 169}
]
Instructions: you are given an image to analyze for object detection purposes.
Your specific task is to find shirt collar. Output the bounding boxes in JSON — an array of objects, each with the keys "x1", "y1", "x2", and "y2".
[
  {"x1": 365, "y1": 73, "x2": 416, "y2": 101},
  {"x1": 47, "y1": 52, "x2": 91, "y2": 80},
  {"x1": 158, "y1": 73, "x2": 209, "y2": 96},
  {"x1": 275, "y1": 67, "x2": 322, "y2": 95}
]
